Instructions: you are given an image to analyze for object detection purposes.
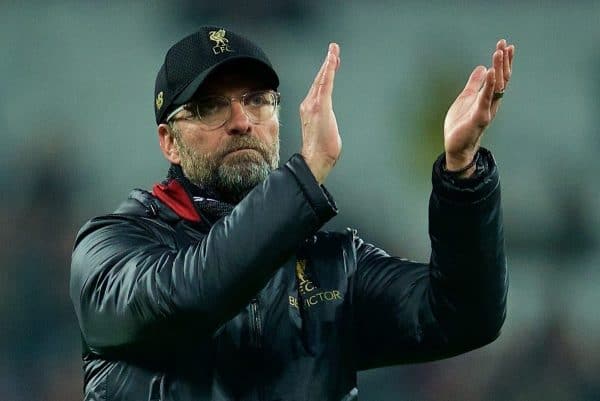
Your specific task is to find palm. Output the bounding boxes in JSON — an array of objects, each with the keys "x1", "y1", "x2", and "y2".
[
  {"x1": 443, "y1": 40, "x2": 515, "y2": 169},
  {"x1": 444, "y1": 79, "x2": 493, "y2": 156}
]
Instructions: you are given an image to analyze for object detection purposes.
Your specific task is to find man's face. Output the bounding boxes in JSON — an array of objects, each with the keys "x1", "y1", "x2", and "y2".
[{"x1": 168, "y1": 65, "x2": 280, "y2": 203}]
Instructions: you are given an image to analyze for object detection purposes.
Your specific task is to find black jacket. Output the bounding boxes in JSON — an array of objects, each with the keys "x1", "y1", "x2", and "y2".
[{"x1": 70, "y1": 151, "x2": 507, "y2": 401}]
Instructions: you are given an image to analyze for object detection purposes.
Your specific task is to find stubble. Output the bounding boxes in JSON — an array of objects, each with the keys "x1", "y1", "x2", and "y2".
[{"x1": 175, "y1": 133, "x2": 280, "y2": 204}]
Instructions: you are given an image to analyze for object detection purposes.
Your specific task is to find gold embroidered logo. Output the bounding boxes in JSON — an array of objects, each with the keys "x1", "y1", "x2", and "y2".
[
  {"x1": 209, "y1": 29, "x2": 233, "y2": 55},
  {"x1": 155, "y1": 91, "x2": 164, "y2": 110},
  {"x1": 296, "y1": 259, "x2": 315, "y2": 294},
  {"x1": 289, "y1": 259, "x2": 343, "y2": 309}
]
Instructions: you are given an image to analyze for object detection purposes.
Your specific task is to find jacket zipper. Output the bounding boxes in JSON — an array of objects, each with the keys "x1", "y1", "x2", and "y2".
[
  {"x1": 249, "y1": 298, "x2": 262, "y2": 349},
  {"x1": 249, "y1": 298, "x2": 264, "y2": 400}
]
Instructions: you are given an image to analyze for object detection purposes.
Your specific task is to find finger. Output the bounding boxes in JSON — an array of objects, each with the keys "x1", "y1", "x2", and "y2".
[
  {"x1": 496, "y1": 38, "x2": 509, "y2": 87},
  {"x1": 327, "y1": 42, "x2": 340, "y2": 74},
  {"x1": 493, "y1": 50, "x2": 504, "y2": 92},
  {"x1": 316, "y1": 43, "x2": 340, "y2": 100},
  {"x1": 462, "y1": 65, "x2": 487, "y2": 95},
  {"x1": 306, "y1": 47, "x2": 331, "y2": 99},
  {"x1": 329, "y1": 42, "x2": 341, "y2": 73},
  {"x1": 496, "y1": 38, "x2": 507, "y2": 52},
  {"x1": 507, "y1": 44, "x2": 515, "y2": 74},
  {"x1": 503, "y1": 46, "x2": 511, "y2": 85},
  {"x1": 477, "y1": 68, "x2": 496, "y2": 118}
]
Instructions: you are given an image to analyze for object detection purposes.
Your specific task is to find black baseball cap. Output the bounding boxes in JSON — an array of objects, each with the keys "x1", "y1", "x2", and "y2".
[{"x1": 154, "y1": 26, "x2": 279, "y2": 124}]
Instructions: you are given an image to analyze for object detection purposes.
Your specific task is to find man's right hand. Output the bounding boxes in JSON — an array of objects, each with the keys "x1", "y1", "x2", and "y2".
[{"x1": 300, "y1": 43, "x2": 341, "y2": 184}]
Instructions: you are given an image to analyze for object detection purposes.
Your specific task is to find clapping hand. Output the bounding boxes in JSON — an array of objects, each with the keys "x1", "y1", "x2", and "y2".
[
  {"x1": 300, "y1": 43, "x2": 342, "y2": 184},
  {"x1": 443, "y1": 39, "x2": 515, "y2": 177}
]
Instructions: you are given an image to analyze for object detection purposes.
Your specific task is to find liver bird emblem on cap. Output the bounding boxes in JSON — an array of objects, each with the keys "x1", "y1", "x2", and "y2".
[{"x1": 209, "y1": 29, "x2": 233, "y2": 55}]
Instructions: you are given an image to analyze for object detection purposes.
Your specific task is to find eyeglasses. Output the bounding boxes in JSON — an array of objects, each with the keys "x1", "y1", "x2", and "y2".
[{"x1": 166, "y1": 90, "x2": 280, "y2": 129}]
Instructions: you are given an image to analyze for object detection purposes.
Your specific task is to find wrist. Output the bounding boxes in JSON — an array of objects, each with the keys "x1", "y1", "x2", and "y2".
[
  {"x1": 443, "y1": 151, "x2": 480, "y2": 179},
  {"x1": 300, "y1": 153, "x2": 334, "y2": 184}
]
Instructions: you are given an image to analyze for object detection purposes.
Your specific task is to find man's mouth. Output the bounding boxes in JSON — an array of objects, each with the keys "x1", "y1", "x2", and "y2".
[
  {"x1": 222, "y1": 147, "x2": 263, "y2": 161},
  {"x1": 226, "y1": 147, "x2": 258, "y2": 155},
  {"x1": 230, "y1": 148, "x2": 255, "y2": 153}
]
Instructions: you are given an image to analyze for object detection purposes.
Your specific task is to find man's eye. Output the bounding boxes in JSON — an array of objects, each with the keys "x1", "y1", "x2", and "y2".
[
  {"x1": 195, "y1": 98, "x2": 227, "y2": 116},
  {"x1": 246, "y1": 93, "x2": 272, "y2": 107}
]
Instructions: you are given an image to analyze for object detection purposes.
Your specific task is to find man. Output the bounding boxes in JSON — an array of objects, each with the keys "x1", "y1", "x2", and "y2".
[{"x1": 70, "y1": 26, "x2": 514, "y2": 401}]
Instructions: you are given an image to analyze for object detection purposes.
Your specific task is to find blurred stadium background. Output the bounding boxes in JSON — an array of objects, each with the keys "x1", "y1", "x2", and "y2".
[{"x1": 1, "y1": 1, "x2": 599, "y2": 400}]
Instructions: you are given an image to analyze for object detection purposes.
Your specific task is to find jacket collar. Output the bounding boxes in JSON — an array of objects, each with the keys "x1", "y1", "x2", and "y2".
[
  {"x1": 152, "y1": 178, "x2": 201, "y2": 223},
  {"x1": 151, "y1": 164, "x2": 234, "y2": 225}
]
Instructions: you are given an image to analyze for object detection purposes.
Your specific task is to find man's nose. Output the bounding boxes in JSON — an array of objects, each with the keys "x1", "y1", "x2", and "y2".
[{"x1": 224, "y1": 100, "x2": 251, "y2": 135}]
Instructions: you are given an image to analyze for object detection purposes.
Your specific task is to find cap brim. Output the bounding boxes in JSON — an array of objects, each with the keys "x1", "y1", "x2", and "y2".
[{"x1": 171, "y1": 56, "x2": 279, "y2": 109}]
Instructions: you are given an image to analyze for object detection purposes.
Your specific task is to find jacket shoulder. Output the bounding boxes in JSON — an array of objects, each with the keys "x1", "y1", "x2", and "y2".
[
  {"x1": 114, "y1": 189, "x2": 179, "y2": 221},
  {"x1": 73, "y1": 189, "x2": 179, "y2": 247}
]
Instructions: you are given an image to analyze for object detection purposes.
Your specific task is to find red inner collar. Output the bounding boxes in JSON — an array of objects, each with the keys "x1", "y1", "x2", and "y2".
[{"x1": 152, "y1": 179, "x2": 201, "y2": 222}]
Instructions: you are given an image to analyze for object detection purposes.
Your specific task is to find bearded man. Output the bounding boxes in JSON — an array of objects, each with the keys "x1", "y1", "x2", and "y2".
[{"x1": 70, "y1": 26, "x2": 514, "y2": 401}]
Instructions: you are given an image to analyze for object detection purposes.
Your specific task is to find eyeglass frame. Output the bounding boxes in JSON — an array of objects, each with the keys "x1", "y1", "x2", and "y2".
[{"x1": 165, "y1": 89, "x2": 281, "y2": 129}]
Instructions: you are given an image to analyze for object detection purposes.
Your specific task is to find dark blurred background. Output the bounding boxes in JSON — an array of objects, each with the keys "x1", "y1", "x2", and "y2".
[{"x1": 1, "y1": 1, "x2": 599, "y2": 400}]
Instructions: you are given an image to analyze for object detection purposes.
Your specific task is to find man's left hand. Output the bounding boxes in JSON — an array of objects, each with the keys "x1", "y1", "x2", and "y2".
[{"x1": 443, "y1": 39, "x2": 515, "y2": 177}]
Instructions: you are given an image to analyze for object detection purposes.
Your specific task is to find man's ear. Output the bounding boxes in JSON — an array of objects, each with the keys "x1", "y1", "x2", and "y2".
[{"x1": 158, "y1": 123, "x2": 181, "y2": 164}]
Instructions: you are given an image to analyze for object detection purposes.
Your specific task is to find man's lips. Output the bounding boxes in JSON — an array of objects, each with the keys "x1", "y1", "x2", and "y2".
[
  {"x1": 222, "y1": 147, "x2": 263, "y2": 160},
  {"x1": 226, "y1": 148, "x2": 258, "y2": 155}
]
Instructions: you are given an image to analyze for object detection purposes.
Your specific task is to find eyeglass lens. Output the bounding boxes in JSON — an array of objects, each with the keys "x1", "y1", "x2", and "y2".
[{"x1": 187, "y1": 91, "x2": 278, "y2": 127}]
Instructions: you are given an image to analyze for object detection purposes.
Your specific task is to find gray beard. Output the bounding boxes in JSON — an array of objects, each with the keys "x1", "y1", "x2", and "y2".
[{"x1": 176, "y1": 136, "x2": 280, "y2": 204}]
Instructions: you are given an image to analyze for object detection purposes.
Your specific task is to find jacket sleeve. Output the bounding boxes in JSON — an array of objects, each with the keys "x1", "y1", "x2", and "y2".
[
  {"x1": 70, "y1": 154, "x2": 337, "y2": 354},
  {"x1": 353, "y1": 148, "x2": 507, "y2": 369}
]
